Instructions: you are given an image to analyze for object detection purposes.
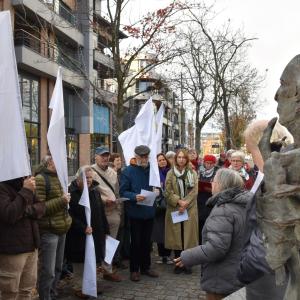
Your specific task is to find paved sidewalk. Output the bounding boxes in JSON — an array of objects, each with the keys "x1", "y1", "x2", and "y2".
[{"x1": 55, "y1": 255, "x2": 206, "y2": 300}]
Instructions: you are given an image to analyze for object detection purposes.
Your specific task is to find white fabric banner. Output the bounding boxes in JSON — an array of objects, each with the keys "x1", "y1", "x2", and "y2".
[
  {"x1": 118, "y1": 98, "x2": 163, "y2": 187},
  {"x1": 0, "y1": 11, "x2": 31, "y2": 181},
  {"x1": 79, "y1": 173, "x2": 97, "y2": 298},
  {"x1": 155, "y1": 103, "x2": 165, "y2": 155},
  {"x1": 47, "y1": 67, "x2": 68, "y2": 193}
]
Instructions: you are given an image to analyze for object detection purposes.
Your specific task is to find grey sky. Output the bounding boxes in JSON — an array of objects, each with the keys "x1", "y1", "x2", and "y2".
[{"x1": 125, "y1": 0, "x2": 300, "y2": 121}]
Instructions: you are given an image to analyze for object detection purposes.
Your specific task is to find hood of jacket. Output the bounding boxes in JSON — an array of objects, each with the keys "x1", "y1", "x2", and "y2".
[{"x1": 206, "y1": 187, "x2": 251, "y2": 208}]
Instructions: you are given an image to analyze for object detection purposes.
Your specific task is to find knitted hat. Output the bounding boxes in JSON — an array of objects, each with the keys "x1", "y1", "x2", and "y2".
[{"x1": 203, "y1": 154, "x2": 216, "y2": 164}]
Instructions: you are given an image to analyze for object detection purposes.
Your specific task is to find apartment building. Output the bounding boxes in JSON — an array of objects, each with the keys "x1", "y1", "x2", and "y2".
[
  {"x1": 126, "y1": 53, "x2": 189, "y2": 152},
  {"x1": 0, "y1": 0, "x2": 125, "y2": 174},
  {"x1": 201, "y1": 132, "x2": 223, "y2": 155}
]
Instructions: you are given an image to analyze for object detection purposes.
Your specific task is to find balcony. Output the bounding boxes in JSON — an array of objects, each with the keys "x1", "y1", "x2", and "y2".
[
  {"x1": 11, "y1": 0, "x2": 84, "y2": 46},
  {"x1": 14, "y1": 29, "x2": 85, "y2": 89},
  {"x1": 93, "y1": 49, "x2": 114, "y2": 70},
  {"x1": 94, "y1": 79, "x2": 117, "y2": 104}
]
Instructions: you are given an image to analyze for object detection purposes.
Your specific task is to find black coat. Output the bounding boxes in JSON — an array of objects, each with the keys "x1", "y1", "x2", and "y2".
[{"x1": 65, "y1": 180, "x2": 109, "y2": 263}]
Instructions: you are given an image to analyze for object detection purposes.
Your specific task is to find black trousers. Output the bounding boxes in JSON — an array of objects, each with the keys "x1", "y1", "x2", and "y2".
[{"x1": 129, "y1": 218, "x2": 154, "y2": 272}]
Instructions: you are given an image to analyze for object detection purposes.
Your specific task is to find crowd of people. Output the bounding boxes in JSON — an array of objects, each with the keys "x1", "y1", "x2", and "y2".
[{"x1": 0, "y1": 144, "x2": 283, "y2": 300}]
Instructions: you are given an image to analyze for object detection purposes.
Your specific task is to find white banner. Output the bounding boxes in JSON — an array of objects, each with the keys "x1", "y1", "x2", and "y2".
[
  {"x1": 47, "y1": 67, "x2": 68, "y2": 193},
  {"x1": 118, "y1": 98, "x2": 163, "y2": 187},
  {"x1": 79, "y1": 173, "x2": 97, "y2": 298},
  {"x1": 0, "y1": 11, "x2": 31, "y2": 181}
]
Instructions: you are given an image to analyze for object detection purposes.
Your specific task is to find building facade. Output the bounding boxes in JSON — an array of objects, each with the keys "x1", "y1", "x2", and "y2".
[
  {"x1": 0, "y1": 0, "x2": 125, "y2": 174},
  {"x1": 201, "y1": 132, "x2": 223, "y2": 156},
  {"x1": 126, "y1": 53, "x2": 189, "y2": 152}
]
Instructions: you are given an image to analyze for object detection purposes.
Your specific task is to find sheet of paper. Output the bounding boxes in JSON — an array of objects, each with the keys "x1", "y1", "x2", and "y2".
[
  {"x1": 119, "y1": 197, "x2": 130, "y2": 202},
  {"x1": 250, "y1": 171, "x2": 264, "y2": 194},
  {"x1": 171, "y1": 209, "x2": 189, "y2": 224},
  {"x1": 104, "y1": 236, "x2": 120, "y2": 265},
  {"x1": 137, "y1": 189, "x2": 157, "y2": 206}
]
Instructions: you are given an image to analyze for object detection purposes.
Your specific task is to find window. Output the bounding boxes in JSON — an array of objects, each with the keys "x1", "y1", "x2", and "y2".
[
  {"x1": 91, "y1": 134, "x2": 110, "y2": 161},
  {"x1": 19, "y1": 74, "x2": 40, "y2": 170},
  {"x1": 64, "y1": 88, "x2": 78, "y2": 175}
]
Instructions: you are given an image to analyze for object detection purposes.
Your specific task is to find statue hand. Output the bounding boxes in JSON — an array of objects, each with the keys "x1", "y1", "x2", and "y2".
[{"x1": 258, "y1": 117, "x2": 277, "y2": 161}]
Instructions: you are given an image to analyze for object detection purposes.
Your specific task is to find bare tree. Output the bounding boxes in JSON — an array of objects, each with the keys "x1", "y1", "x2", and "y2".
[
  {"x1": 172, "y1": 29, "x2": 220, "y2": 151},
  {"x1": 185, "y1": 6, "x2": 260, "y2": 149}
]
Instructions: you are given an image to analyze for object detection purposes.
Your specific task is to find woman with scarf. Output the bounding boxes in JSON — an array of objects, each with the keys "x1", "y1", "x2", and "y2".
[
  {"x1": 152, "y1": 153, "x2": 172, "y2": 264},
  {"x1": 165, "y1": 149, "x2": 198, "y2": 274},
  {"x1": 197, "y1": 155, "x2": 218, "y2": 242},
  {"x1": 230, "y1": 151, "x2": 255, "y2": 190}
]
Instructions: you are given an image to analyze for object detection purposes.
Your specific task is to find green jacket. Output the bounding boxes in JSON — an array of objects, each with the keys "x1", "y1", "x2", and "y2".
[{"x1": 35, "y1": 168, "x2": 72, "y2": 235}]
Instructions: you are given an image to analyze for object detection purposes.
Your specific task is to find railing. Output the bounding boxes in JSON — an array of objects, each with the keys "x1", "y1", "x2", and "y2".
[
  {"x1": 40, "y1": 0, "x2": 79, "y2": 29},
  {"x1": 14, "y1": 29, "x2": 82, "y2": 73}
]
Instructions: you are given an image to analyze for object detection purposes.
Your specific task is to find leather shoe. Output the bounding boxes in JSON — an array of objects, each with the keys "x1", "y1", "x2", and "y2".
[
  {"x1": 141, "y1": 269, "x2": 159, "y2": 278},
  {"x1": 103, "y1": 272, "x2": 123, "y2": 282},
  {"x1": 130, "y1": 272, "x2": 141, "y2": 282}
]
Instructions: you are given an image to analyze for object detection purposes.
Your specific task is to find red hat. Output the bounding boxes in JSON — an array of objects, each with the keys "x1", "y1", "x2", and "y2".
[{"x1": 203, "y1": 154, "x2": 217, "y2": 164}]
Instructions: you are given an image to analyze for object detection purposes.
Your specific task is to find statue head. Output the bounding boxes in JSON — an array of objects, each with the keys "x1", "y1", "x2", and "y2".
[{"x1": 275, "y1": 55, "x2": 300, "y2": 140}]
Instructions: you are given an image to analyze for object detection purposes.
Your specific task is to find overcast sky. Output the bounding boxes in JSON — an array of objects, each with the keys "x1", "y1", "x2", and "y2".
[{"x1": 124, "y1": 0, "x2": 300, "y2": 121}]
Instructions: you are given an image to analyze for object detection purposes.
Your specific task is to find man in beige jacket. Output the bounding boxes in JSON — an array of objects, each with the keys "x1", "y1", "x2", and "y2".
[{"x1": 92, "y1": 146, "x2": 122, "y2": 282}]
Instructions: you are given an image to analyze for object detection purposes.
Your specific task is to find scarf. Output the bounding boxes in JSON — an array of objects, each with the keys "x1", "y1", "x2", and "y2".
[
  {"x1": 159, "y1": 166, "x2": 170, "y2": 190},
  {"x1": 173, "y1": 166, "x2": 194, "y2": 198},
  {"x1": 230, "y1": 166, "x2": 249, "y2": 181},
  {"x1": 199, "y1": 165, "x2": 215, "y2": 179}
]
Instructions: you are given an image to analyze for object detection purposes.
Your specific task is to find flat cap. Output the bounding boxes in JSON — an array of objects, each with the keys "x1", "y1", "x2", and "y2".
[
  {"x1": 95, "y1": 146, "x2": 110, "y2": 155},
  {"x1": 134, "y1": 145, "x2": 150, "y2": 156}
]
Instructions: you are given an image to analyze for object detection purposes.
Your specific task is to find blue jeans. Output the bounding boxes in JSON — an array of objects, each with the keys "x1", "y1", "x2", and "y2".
[{"x1": 38, "y1": 233, "x2": 66, "y2": 300}]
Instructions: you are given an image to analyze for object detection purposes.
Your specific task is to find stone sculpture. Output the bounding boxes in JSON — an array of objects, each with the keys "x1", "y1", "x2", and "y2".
[{"x1": 258, "y1": 55, "x2": 300, "y2": 300}]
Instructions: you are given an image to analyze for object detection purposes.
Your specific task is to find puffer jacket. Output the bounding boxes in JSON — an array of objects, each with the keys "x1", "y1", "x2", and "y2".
[
  {"x1": 35, "y1": 168, "x2": 72, "y2": 235},
  {"x1": 181, "y1": 187, "x2": 251, "y2": 295}
]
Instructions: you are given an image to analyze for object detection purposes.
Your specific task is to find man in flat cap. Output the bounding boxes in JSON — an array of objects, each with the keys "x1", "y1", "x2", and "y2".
[
  {"x1": 120, "y1": 145, "x2": 159, "y2": 282},
  {"x1": 92, "y1": 146, "x2": 122, "y2": 282}
]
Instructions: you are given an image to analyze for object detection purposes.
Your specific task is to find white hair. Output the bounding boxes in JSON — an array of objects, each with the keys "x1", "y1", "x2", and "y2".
[
  {"x1": 214, "y1": 168, "x2": 244, "y2": 191},
  {"x1": 75, "y1": 165, "x2": 93, "y2": 180},
  {"x1": 231, "y1": 151, "x2": 246, "y2": 163},
  {"x1": 166, "y1": 151, "x2": 176, "y2": 158}
]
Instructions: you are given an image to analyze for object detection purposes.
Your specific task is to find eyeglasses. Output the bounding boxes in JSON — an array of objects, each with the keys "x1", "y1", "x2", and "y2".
[{"x1": 231, "y1": 159, "x2": 242, "y2": 163}]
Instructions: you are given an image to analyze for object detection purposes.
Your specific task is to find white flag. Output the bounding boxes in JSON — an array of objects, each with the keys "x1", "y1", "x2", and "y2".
[
  {"x1": 118, "y1": 98, "x2": 162, "y2": 187},
  {"x1": 79, "y1": 173, "x2": 97, "y2": 298},
  {"x1": 155, "y1": 103, "x2": 165, "y2": 155},
  {"x1": 47, "y1": 67, "x2": 68, "y2": 193},
  {"x1": 0, "y1": 11, "x2": 31, "y2": 181}
]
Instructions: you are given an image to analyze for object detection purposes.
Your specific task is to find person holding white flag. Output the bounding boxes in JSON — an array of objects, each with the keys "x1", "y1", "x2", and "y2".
[
  {"x1": 0, "y1": 10, "x2": 46, "y2": 300},
  {"x1": 65, "y1": 166, "x2": 109, "y2": 298},
  {"x1": 35, "y1": 155, "x2": 72, "y2": 300},
  {"x1": 120, "y1": 145, "x2": 160, "y2": 282}
]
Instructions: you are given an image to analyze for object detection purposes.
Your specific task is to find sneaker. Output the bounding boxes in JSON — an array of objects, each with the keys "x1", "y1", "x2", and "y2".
[
  {"x1": 141, "y1": 269, "x2": 159, "y2": 278},
  {"x1": 155, "y1": 257, "x2": 164, "y2": 264},
  {"x1": 103, "y1": 272, "x2": 123, "y2": 282},
  {"x1": 166, "y1": 257, "x2": 174, "y2": 265}
]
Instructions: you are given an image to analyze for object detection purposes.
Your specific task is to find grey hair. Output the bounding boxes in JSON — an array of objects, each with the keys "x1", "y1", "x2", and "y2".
[
  {"x1": 41, "y1": 155, "x2": 52, "y2": 167},
  {"x1": 75, "y1": 165, "x2": 93, "y2": 180},
  {"x1": 231, "y1": 150, "x2": 245, "y2": 163},
  {"x1": 166, "y1": 151, "x2": 176, "y2": 158},
  {"x1": 214, "y1": 168, "x2": 244, "y2": 191}
]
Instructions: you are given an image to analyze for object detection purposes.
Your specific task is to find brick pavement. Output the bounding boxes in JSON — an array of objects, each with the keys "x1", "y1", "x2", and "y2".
[{"x1": 55, "y1": 254, "x2": 206, "y2": 300}]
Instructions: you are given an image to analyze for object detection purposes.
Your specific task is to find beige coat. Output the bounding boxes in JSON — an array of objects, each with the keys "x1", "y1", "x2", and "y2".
[{"x1": 165, "y1": 168, "x2": 199, "y2": 250}]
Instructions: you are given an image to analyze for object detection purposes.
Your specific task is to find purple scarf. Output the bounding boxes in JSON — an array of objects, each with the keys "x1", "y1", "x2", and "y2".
[{"x1": 159, "y1": 166, "x2": 170, "y2": 189}]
